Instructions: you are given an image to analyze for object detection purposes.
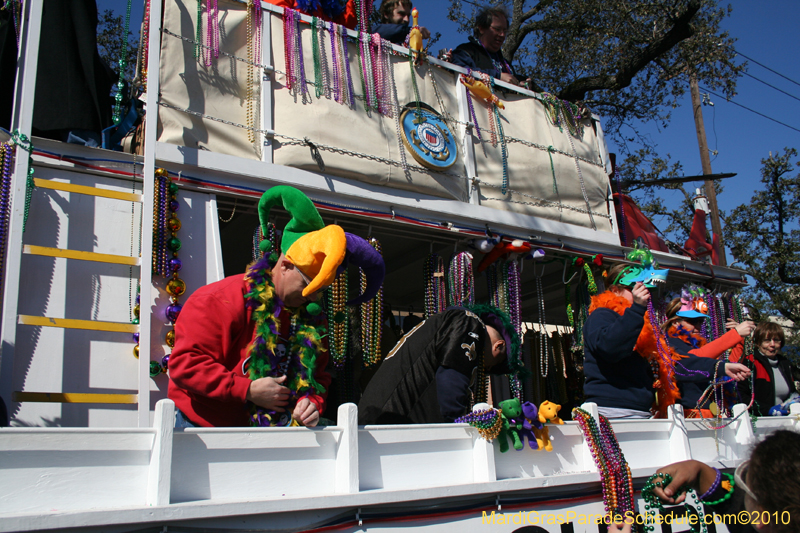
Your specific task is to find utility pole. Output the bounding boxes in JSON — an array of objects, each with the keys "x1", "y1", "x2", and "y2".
[{"x1": 689, "y1": 75, "x2": 727, "y2": 266}]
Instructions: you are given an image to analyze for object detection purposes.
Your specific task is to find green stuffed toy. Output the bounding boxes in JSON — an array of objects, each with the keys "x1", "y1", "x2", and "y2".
[{"x1": 498, "y1": 398, "x2": 525, "y2": 452}]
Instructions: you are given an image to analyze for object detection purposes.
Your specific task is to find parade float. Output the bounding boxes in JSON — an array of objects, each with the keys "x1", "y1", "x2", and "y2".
[{"x1": 0, "y1": 1, "x2": 796, "y2": 532}]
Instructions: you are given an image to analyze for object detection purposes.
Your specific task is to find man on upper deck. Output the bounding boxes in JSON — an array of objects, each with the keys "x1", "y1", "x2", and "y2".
[
  {"x1": 372, "y1": 0, "x2": 430, "y2": 45},
  {"x1": 168, "y1": 186, "x2": 384, "y2": 428},
  {"x1": 450, "y1": 6, "x2": 533, "y2": 89}
]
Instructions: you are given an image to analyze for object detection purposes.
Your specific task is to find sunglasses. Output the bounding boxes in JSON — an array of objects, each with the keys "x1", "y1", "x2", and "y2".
[
  {"x1": 734, "y1": 460, "x2": 758, "y2": 502},
  {"x1": 295, "y1": 267, "x2": 328, "y2": 301},
  {"x1": 296, "y1": 266, "x2": 312, "y2": 288}
]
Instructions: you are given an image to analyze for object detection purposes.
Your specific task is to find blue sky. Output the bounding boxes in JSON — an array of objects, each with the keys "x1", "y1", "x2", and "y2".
[{"x1": 98, "y1": 0, "x2": 799, "y2": 233}]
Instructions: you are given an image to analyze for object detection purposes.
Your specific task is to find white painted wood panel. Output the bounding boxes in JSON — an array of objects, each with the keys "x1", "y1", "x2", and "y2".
[
  {"x1": 0, "y1": 429, "x2": 155, "y2": 514},
  {"x1": 11, "y1": 164, "x2": 222, "y2": 428},
  {"x1": 170, "y1": 427, "x2": 340, "y2": 503},
  {"x1": 358, "y1": 425, "x2": 475, "y2": 491}
]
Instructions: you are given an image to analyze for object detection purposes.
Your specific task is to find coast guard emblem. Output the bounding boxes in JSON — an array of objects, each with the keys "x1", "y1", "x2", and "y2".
[{"x1": 400, "y1": 104, "x2": 458, "y2": 171}]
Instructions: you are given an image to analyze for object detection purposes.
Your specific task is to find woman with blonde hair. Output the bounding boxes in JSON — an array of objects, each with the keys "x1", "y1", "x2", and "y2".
[{"x1": 662, "y1": 288, "x2": 753, "y2": 416}]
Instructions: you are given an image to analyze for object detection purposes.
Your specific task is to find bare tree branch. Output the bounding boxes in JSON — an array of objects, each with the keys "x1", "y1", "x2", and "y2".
[
  {"x1": 557, "y1": 0, "x2": 701, "y2": 101},
  {"x1": 518, "y1": 0, "x2": 558, "y2": 23}
]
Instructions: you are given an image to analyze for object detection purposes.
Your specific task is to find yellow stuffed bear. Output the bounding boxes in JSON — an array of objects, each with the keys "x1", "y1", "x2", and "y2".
[{"x1": 532, "y1": 400, "x2": 564, "y2": 452}]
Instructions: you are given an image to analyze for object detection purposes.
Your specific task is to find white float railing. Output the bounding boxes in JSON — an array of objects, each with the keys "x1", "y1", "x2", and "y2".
[{"x1": 2, "y1": 399, "x2": 797, "y2": 521}]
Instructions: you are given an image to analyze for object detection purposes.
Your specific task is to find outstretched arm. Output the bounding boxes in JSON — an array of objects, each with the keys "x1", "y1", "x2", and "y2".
[{"x1": 650, "y1": 460, "x2": 718, "y2": 504}]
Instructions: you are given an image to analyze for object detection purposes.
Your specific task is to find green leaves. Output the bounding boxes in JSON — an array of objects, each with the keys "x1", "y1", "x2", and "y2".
[
  {"x1": 726, "y1": 148, "x2": 800, "y2": 324},
  {"x1": 447, "y1": 0, "x2": 743, "y2": 152}
]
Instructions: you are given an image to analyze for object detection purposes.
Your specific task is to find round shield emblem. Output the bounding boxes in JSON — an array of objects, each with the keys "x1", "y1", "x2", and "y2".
[{"x1": 400, "y1": 104, "x2": 458, "y2": 171}]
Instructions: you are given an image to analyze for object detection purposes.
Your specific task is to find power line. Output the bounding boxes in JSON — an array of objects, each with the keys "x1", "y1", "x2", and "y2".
[
  {"x1": 742, "y1": 71, "x2": 800, "y2": 103},
  {"x1": 736, "y1": 50, "x2": 800, "y2": 88},
  {"x1": 699, "y1": 85, "x2": 800, "y2": 135}
]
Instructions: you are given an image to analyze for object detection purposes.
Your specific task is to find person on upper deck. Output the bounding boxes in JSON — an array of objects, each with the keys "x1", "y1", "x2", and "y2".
[
  {"x1": 450, "y1": 6, "x2": 534, "y2": 89},
  {"x1": 167, "y1": 186, "x2": 384, "y2": 428},
  {"x1": 265, "y1": 0, "x2": 358, "y2": 29},
  {"x1": 738, "y1": 321, "x2": 799, "y2": 416},
  {"x1": 371, "y1": 0, "x2": 430, "y2": 45},
  {"x1": 662, "y1": 292, "x2": 752, "y2": 417},
  {"x1": 357, "y1": 305, "x2": 523, "y2": 425}
]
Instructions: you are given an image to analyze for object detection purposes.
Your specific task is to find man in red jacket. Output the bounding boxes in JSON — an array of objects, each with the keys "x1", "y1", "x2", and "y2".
[{"x1": 168, "y1": 186, "x2": 384, "y2": 428}]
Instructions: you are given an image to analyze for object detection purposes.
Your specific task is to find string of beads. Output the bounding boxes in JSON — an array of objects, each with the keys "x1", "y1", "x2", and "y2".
[
  {"x1": 327, "y1": 269, "x2": 349, "y2": 370},
  {"x1": 447, "y1": 251, "x2": 474, "y2": 308},
  {"x1": 573, "y1": 408, "x2": 635, "y2": 520},
  {"x1": 112, "y1": 0, "x2": 133, "y2": 124},
  {"x1": 455, "y1": 408, "x2": 503, "y2": 441},
  {"x1": 361, "y1": 237, "x2": 383, "y2": 367},
  {"x1": 135, "y1": 168, "x2": 184, "y2": 378},
  {"x1": 534, "y1": 261, "x2": 549, "y2": 377},
  {"x1": 0, "y1": 142, "x2": 15, "y2": 304},
  {"x1": 640, "y1": 470, "x2": 730, "y2": 533},
  {"x1": 423, "y1": 253, "x2": 446, "y2": 319},
  {"x1": 505, "y1": 260, "x2": 523, "y2": 400},
  {"x1": 141, "y1": 0, "x2": 151, "y2": 89}
]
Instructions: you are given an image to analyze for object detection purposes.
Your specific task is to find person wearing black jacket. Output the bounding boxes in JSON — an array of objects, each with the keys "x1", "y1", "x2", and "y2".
[
  {"x1": 739, "y1": 321, "x2": 799, "y2": 416},
  {"x1": 357, "y1": 305, "x2": 521, "y2": 424},
  {"x1": 371, "y1": 0, "x2": 429, "y2": 45},
  {"x1": 450, "y1": 6, "x2": 538, "y2": 90}
]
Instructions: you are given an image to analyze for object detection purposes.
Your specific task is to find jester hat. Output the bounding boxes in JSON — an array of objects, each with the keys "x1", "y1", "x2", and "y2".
[
  {"x1": 677, "y1": 285, "x2": 710, "y2": 319},
  {"x1": 258, "y1": 185, "x2": 325, "y2": 254},
  {"x1": 258, "y1": 186, "x2": 385, "y2": 302}
]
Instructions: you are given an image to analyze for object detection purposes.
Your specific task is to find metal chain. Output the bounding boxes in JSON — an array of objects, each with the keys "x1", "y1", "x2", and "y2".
[
  {"x1": 162, "y1": 26, "x2": 603, "y2": 169},
  {"x1": 386, "y1": 39, "x2": 410, "y2": 179},
  {"x1": 505, "y1": 135, "x2": 604, "y2": 168},
  {"x1": 479, "y1": 181, "x2": 612, "y2": 219},
  {"x1": 161, "y1": 95, "x2": 610, "y2": 218},
  {"x1": 163, "y1": 27, "x2": 266, "y2": 68},
  {"x1": 161, "y1": 98, "x2": 611, "y2": 220},
  {"x1": 562, "y1": 108, "x2": 596, "y2": 230},
  {"x1": 276, "y1": 133, "x2": 465, "y2": 180}
]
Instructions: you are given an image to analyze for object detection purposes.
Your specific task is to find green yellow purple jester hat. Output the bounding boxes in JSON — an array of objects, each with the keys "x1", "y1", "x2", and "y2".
[
  {"x1": 257, "y1": 186, "x2": 385, "y2": 301},
  {"x1": 258, "y1": 185, "x2": 325, "y2": 255},
  {"x1": 257, "y1": 186, "x2": 346, "y2": 296}
]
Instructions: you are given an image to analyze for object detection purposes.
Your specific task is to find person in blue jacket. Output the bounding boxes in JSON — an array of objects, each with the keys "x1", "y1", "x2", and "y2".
[
  {"x1": 583, "y1": 263, "x2": 657, "y2": 419},
  {"x1": 371, "y1": 0, "x2": 429, "y2": 45},
  {"x1": 662, "y1": 295, "x2": 752, "y2": 416}
]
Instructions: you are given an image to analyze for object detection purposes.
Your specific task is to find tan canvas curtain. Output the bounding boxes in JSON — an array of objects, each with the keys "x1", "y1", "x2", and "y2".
[{"x1": 158, "y1": 0, "x2": 613, "y2": 232}]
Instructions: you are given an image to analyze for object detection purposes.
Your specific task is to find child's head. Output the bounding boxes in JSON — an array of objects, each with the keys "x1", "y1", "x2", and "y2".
[{"x1": 742, "y1": 430, "x2": 800, "y2": 531}]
